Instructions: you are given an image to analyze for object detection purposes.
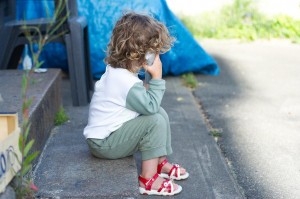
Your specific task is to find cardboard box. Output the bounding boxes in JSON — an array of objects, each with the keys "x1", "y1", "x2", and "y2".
[{"x1": 0, "y1": 113, "x2": 21, "y2": 193}]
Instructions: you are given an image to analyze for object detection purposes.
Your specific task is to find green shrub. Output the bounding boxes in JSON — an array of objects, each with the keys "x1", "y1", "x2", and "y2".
[{"x1": 179, "y1": 0, "x2": 300, "y2": 42}]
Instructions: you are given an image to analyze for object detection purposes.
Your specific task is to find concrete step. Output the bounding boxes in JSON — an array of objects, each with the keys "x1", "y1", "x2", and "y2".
[
  {"x1": 0, "y1": 69, "x2": 61, "y2": 197},
  {"x1": 0, "y1": 69, "x2": 61, "y2": 156},
  {"x1": 33, "y1": 79, "x2": 139, "y2": 198},
  {"x1": 33, "y1": 77, "x2": 244, "y2": 199}
]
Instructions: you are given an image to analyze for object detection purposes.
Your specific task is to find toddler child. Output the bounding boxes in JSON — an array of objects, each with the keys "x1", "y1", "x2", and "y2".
[{"x1": 83, "y1": 12, "x2": 189, "y2": 196}]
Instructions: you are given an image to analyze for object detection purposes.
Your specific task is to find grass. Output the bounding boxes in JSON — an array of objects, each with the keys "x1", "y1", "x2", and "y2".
[
  {"x1": 179, "y1": 0, "x2": 300, "y2": 42},
  {"x1": 54, "y1": 106, "x2": 69, "y2": 125},
  {"x1": 181, "y1": 73, "x2": 198, "y2": 89},
  {"x1": 210, "y1": 128, "x2": 222, "y2": 137}
]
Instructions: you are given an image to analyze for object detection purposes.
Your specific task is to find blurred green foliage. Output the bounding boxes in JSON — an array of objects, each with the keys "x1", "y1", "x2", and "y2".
[
  {"x1": 54, "y1": 106, "x2": 69, "y2": 126},
  {"x1": 181, "y1": 73, "x2": 198, "y2": 89},
  {"x1": 179, "y1": 0, "x2": 300, "y2": 42}
]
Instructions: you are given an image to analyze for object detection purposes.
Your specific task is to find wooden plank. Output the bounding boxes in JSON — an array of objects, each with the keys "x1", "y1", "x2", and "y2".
[
  {"x1": 0, "y1": 113, "x2": 18, "y2": 141},
  {"x1": 0, "y1": 117, "x2": 8, "y2": 141},
  {"x1": 0, "y1": 113, "x2": 21, "y2": 193},
  {"x1": 7, "y1": 115, "x2": 17, "y2": 135}
]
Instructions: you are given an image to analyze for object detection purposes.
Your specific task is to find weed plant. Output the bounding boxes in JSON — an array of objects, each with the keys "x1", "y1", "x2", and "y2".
[
  {"x1": 12, "y1": 1, "x2": 68, "y2": 198},
  {"x1": 182, "y1": 73, "x2": 198, "y2": 89},
  {"x1": 54, "y1": 106, "x2": 69, "y2": 126}
]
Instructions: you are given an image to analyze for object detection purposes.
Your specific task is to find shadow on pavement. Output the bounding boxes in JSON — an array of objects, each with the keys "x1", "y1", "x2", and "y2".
[{"x1": 194, "y1": 53, "x2": 266, "y2": 199}]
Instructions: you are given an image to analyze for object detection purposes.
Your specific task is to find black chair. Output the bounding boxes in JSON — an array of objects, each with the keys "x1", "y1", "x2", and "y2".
[{"x1": 0, "y1": 0, "x2": 93, "y2": 106}]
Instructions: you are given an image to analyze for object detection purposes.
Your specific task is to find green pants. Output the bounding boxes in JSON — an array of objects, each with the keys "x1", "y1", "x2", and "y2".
[{"x1": 86, "y1": 107, "x2": 173, "y2": 161}]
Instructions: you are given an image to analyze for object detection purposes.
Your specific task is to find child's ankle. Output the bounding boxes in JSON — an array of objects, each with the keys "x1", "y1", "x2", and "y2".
[{"x1": 140, "y1": 172, "x2": 156, "y2": 179}]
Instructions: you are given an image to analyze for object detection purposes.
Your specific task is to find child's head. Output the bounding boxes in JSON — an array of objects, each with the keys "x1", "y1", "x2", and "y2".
[{"x1": 105, "y1": 12, "x2": 174, "y2": 73}]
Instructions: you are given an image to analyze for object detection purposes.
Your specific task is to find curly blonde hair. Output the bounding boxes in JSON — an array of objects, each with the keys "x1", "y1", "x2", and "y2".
[{"x1": 105, "y1": 12, "x2": 174, "y2": 72}]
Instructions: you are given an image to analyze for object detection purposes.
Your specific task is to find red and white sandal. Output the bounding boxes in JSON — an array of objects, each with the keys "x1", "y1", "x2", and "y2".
[
  {"x1": 157, "y1": 159, "x2": 189, "y2": 180},
  {"x1": 138, "y1": 173, "x2": 182, "y2": 196}
]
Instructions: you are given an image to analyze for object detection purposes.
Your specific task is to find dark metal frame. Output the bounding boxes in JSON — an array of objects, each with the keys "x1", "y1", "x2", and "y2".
[{"x1": 0, "y1": 0, "x2": 93, "y2": 106}]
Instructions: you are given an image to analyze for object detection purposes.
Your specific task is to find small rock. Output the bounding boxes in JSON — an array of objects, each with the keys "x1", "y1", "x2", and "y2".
[{"x1": 176, "y1": 97, "x2": 184, "y2": 101}]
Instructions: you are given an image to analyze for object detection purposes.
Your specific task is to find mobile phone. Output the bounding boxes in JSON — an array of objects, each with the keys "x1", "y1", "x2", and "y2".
[{"x1": 145, "y1": 52, "x2": 155, "y2": 84}]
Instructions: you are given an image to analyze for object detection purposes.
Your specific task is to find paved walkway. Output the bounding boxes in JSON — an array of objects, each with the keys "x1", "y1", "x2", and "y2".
[
  {"x1": 33, "y1": 77, "x2": 243, "y2": 198},
  {"x1": 196, "y1": 40, "x2": 300, "y2": 199}
]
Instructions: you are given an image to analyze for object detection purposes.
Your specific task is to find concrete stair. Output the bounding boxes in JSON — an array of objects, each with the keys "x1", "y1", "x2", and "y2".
[
  {"x1": 33, "y1": 79, "x2": 139, "y2": 198},
  {"x1": 0, "y1": 73, "x2": 245, "y2": 198},
  {"x1": 0, "y1": 69, "x2": 61, "y2": 156},
  {"x1": 0, "y1": 69, "x2": 61, "y2": 198},
  {"x1": 32, "y1": 77, "x2": 244, "y2": 199}
]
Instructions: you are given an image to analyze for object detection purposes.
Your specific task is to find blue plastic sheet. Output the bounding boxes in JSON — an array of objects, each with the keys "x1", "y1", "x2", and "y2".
[{"x1": 16, "y1": 0, "x2": 219, "y2": 78}]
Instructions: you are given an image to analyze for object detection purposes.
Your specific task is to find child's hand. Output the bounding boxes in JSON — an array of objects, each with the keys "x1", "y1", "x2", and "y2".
[{"x1": 144, "y1": 54, "x2": 162, "y2": 80}]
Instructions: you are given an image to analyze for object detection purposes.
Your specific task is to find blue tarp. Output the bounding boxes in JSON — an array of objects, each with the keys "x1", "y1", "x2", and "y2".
[{"x1": 17, "y1": 0, "x2": 219, "y2": 78}]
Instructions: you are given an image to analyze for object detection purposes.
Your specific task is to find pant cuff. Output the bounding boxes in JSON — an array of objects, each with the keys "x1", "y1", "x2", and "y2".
[
  {"x1": 141, "y1": 146, "x2": 167, "y2": 161},
  {"x1": 166, "y1": 145, "x2": 173, "y2": 156}
]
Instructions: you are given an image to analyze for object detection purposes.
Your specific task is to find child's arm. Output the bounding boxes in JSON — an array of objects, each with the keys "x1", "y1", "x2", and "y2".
[
  {"x1": 126, "y1": 79, "x2": 165, "y2": 115},
  {"x1": 126, "y1": 54, "x2": 165, "y2": 115}
]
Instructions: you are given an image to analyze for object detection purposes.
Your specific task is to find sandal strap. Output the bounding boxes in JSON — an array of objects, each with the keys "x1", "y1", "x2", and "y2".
[
  {"x1": 158, "y1": 179, "x2": 174, "y2": 193},
  {"x1": 168, "y1": 164, "x2": 181, "y2": 178},
  {"x1": 157, "y1": 159, "x2": 168, "y2": 174},
  {"x1": 138, "y1": 173, "x2": 159, "y2": 191}
]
